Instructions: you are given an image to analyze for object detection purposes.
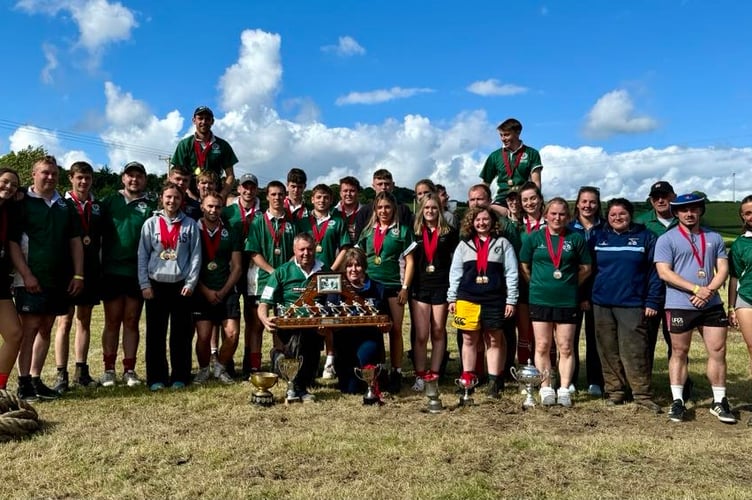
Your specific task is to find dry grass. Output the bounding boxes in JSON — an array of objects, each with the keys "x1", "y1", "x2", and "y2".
[{"x1": 3, "y1": 312, "x2": 752, "y2": 499}]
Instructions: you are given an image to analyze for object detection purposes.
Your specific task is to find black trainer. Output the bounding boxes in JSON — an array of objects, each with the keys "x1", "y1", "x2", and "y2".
[
  {"x1": 74, "y1": 365, "x2": 98, "y2": 388},
  {"x1": 388, "y1": 369, "x2": 402, "y2": 394},
  {"x1": 32, "y1": 377, "x2": 61, "y2": 400},
  {"x1": 53, "y1": 370, "x2": 69, "y2": 393},
  {"x1": 709, "y1": 397, "x2": 737, "y2": 424},
  {"x1": 17, "y1": 380, "x2": 38, "y2": 402},
  {"x1": 668, "y1": 399, "x2": 686, "y2": 422},
  {"x1": 486, "y1": 381, "x2": 501, "y2": 400}
]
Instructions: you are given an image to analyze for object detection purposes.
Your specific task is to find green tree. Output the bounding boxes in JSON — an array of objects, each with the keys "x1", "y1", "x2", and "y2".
[{"x1": 0, "y1": 145, "x2": 49, "y2": 186}]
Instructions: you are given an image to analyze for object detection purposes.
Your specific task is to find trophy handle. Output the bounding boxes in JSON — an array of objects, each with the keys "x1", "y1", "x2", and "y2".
[{"x1": 509, "y1": 366, "x2": 519, "y2": 381}]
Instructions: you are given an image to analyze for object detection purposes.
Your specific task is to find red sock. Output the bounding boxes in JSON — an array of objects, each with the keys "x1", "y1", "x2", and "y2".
[
  {"x1": 123, "y1": 358, "x2": 136, "y2": 372},
  {"x1": 250, "y1": 352, "x2": 261, "y2": 370},
  {"x1": 104, "y1": 354, "x2": 116, "y2": 371},
  {"x1": 0, "y1": 373, "x2": 8, "y2": 390}
]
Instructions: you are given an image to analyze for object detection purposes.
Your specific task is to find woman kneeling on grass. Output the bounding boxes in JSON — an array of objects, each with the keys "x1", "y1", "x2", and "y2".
[
  {"x1": 520, "y1": 197, "x2": 591, "y2": 407},
  {"x1": 448, "y1": 206, "x2": 518, "y2": 399},
  {"x1": 590, "y1": 198, "x2": 663, "y2": 413},
  {"x1": 0, "y1": 167, "x2": 22, "y2": 391},
  {"x1": 138, "y1": 183, "x2": 201, "y2": 391}
]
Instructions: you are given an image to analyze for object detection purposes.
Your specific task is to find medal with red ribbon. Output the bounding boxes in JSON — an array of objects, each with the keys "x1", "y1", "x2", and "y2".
[
  {"x1": 423, "y1": 225, "x2": 438, "y2": 272},
  {"x1": 69, "y1": 191, "x2": 92, "y2": 245},
  {"x1": 239, "y1": 199, "x2": 256, "y2": 238},
  {"x1": 309, "y1": 215, "x2": 330, "y2": 253},
  {"x1": 678, "y1": 225, "x2": 707, "y2": 280},
  {"x1": 474, "y1": 236, "x2": 491, "y2": 284},
  {"x1": 201, "y1": 220, "x2": 222, "y2": 271},
  {"x1": 503, "y1": 146, "x2": 526, "y2": 186},
  {"x1": 525, "y1": 215, "x2": 542, "y2": 234},
  {"x1": 372, "y1": 225, "x2": 387, "y2": 265},
  {"x1": 264, "y1": 212, "x2": 287, "y2": 256},
  {"x1": 158, "y1": 216, "x2": 182, "y2": 260},
  {"x1": 545, "y1": 228, "x2": 565, "y2": 279},
  {"x1": 193, "y1": 136, "x2": 213, "y2": 169},
  {"x1": 284, "y1": 198, "x2": 305, "y2": 220}
]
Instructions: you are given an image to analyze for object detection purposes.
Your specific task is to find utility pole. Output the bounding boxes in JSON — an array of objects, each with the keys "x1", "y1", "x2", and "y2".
[{"x1": 158, "y1": 155, "x2": 172, "y2": 176}]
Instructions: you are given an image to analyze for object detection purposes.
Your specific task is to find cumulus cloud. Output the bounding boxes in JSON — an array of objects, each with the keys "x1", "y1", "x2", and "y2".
[
  {"x1": 321, "y1": 35, "x2": 366, "y2": 57},
  {"x1": 40, "y1": 43, "x2": 58, "y2": 84},
  {"x1": 336, "y1": 87, "x2": 434, "y2": 106},
  {"x1": 16, "y1": 0, "x2": 138, "y2": 68},
  {"x1": 466, "y1": 79, "x2": 528, "y2": 96},
  {"x1": 583, "y1": 89, "x2": 658, "y2": 139},
  {"x1": 9, "y1": 125, "x2": 94, "y2": 168}
]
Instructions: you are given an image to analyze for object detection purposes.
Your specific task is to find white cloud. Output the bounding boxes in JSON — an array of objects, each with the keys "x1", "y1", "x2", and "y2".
[
  {"x1": 9, "y1": 125, "x2": 94, "y2": 168},
  {"x1": 40, "y1": 43, "x2": 58, "y2": 84},
  {"x1": 219, "y1": 29, "x2": 282, "y2": 116},
  {"x1": 16, "y1": 0, "x2": 138, "y2": 68},
  {"x1": 466, "y1": 79, "x2": 528, "y2": 96},
  {"x1": 321, "y1": 36, "x2": 366, "y2": 57},
  {"x1": 583, "y1": 89, "x2": 658, "y2": 139},
  {"x1": 336, "y1": 87, "x2": 434, "y2": 106}
]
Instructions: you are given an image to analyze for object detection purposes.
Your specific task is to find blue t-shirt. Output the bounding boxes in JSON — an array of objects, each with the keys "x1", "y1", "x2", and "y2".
[{"x1": 654, "y1": 226, "x2": 726, "y2": 310}]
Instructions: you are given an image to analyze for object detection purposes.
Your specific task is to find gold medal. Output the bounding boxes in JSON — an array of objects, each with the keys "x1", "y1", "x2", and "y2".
[
  {"x1": 373, "y1": 256, "x2": 382, "y2": 265},
  {"x1": 274, "y1": 247, "x2": 281, "y2": 256},
  {"x1": 159, "y1": 250, "x2": 170, "y2": 260},
  {"x1": 697, "y1": 269, "x2": 706, "y2": 279},
  {"x1": 194, "y1": 167, "x2": 201, "y2": 176},
  {"x1": 315, "y1": 244, "x2": 323, "y2": 253},
  {"x1": 82, "y1": 235, "x2": 91, "y2": 246},
  {"x1": 482, "y1": 276, "x2": 489, "y2": 284},
  {"x1": 475, "y1": 276, "x2": 484, "y2": 284},
  {"x1": 207, "y1": 261, "x2": 218, "y2": 271},
  {"x1": 426, "y1": 265, "x2": 435, "y2": 273},
  {"x1": 169, "y1": 250, "x2": 178, "y2": 260},
  {"x1": 507, "y1": 179, "x2": 514, "y2": 186},
  {"x1": 553, "y1": 269, "x2": 563, "y2": 280}
]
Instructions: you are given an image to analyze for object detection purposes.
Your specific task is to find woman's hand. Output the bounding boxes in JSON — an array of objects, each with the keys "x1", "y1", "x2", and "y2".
[
  {"x1": 397, "y1": 288, "x2": 409, "y2": 305},
  {"x1": 504, "y1": 304, "x2": 516, "y2": 319},
  {"x1": 448, "y1": 301, "x2": 456, "y2": 314},
  {"x1": 142, "y1": 287, "x2": 154, "y2": 300}
]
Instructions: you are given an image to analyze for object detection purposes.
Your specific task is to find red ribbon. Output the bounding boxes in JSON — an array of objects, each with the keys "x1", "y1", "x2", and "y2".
[
  {"x1": 193, "y1": 137, "x2": 212, "y2": 168},
  {"x1": 238, "y1": 199, "x2": 256, "y2": 238},
  {"x1": 503, "y1": 146, "x2": 526, "y2": 181},
  {"x1": 678, "y1": 225, "x2": 706, "y2": 270},
  {"x1": 263, "y1": 212, "x2": 287, "y2": 251},
  {"x1": 525, "y1": 215, "x2": 542, "y2": 234},
  {"x1": 545, "y1": 228, "x2": 566, "y2": 270},
  {"x1": 284, "y1": 198, "x2": 305, "y2": 220},
  {"x1": 69, "y1": 191, "x2": 91, "y2": 237},
  {"x1": 373, "y1": 225, "x2": 388, "y2": 259},
  {"x1": 159, "y1": 216, "x2": 182, "y2": 251},
  {"x1": 201, "y1": 221, "x2": 222, "y2": 263},
  {"x1": 422, "y1": 225, "x2": 438, "y2": 266},
  {"x1": 309, "y1": 216, "x2": 331, "y2": 246},
  {"x1": 474, "y1": 236, "x2": 491, "y2": 277}
]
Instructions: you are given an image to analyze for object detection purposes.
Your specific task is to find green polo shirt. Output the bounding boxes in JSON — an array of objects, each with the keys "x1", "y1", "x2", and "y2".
[
  {"x1": 245, "y1": 211, "x2": 296, "y2": 293},
  {"x1": 172, "y1": 134, "x2": 238, "y2": 179},
  {"x1": 295, "y1": 213, "x2": 351, "y2": 268},
  {"x1": 260, "y1": 260, "x2": 327, "y2": 306},
  {"x1": 479, "y1": 144, "x2": 543, "y2": 203},
  {"x1": 357, "y1": 223, "x2": 416, "y2": 288},
  {"x1": 635, "y1": 209, "x2": 677, "y2": 237},
  {"x1": 100, "y1": 191, "x2": 158, "y2": 277},
  {"x1": 221, "y1": 198, "x2": 260, "y2": 240},
  {"x1": 198, "y1": 221, "x2": 243, "y2": 291},
  {"x1": 519, "y1": 229, "x2": 590, "y2": 308},
  {"x1": 730, "y1": 234, "x2": 752, "y2": 304},
  {"x1": 65, "y1": 193, "x2": 104, "y2": 281}
]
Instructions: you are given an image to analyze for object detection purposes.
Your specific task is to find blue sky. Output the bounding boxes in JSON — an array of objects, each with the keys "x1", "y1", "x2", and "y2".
[{"x1": 2, "y1": 0, "x2": 751, "y2": 200}]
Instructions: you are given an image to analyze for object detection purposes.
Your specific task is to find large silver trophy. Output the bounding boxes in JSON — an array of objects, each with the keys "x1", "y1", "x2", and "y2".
[
  {"x1": 510, "y1": 359, "x2": 549, "y2": 408},
  {"x1": 455, "y1": 374, "x2": 479, "y2": 407},
  {"x1": 278, "y1": 356, "x2": 303, "y2": 404},
  {"x1": 424, "y1": 373, "x2": 443, "y2": 413},
  {"x1": 354, "y1": 364, "x2": 382, "y2": 405}
]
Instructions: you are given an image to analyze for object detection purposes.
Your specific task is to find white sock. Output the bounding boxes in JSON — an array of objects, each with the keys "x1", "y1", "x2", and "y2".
[
  {"x1": 670, "y1": 385, "x2": 684, "y2": 403},
  {"x1": 325, "y1": 354, "x2": 335, "y2": 366},
  {"x1": 711, "y1": 386, "x2": 726, "y2": 402}
]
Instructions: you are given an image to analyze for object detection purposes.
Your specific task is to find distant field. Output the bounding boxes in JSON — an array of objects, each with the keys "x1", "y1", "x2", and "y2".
[{"x1": 635, "y1": 201, "x2": 741, "y2": 244}]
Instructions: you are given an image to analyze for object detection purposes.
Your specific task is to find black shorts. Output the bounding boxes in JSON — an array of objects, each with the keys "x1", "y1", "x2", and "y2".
[
  {"x1": 666, "y1": 305, "x2": 728, "y2": 333},
  {"x1": 100, "y1": 274, "x2": 143, "y2": 301},
  {"x1": 14, "y1": 287, "x2": 70, "y2": 316},
  {"x1": 71, "y1": 280, "x2": 101, "y2": 307},
  {"x1": 528, "y1": 304, "x2": 578, "y2": 324},
  {"x1": 411, "y1": 287, "x2": 448, "y2": 305},
  {"x1": 0, "y1": 277, "x2": 11, "y2": 300},
  {"x1": 242, "y1": 294, "x2": 261, "y2": 315},
  {"x1": 193, "y1": 292, "x2": 241, "y2": 325},
  {"x1": 478, "y1": 303, "x2": 506, "y2": 330},
  {"x1": 383, "y1": 286, "x2": 402, "y2": 299}
]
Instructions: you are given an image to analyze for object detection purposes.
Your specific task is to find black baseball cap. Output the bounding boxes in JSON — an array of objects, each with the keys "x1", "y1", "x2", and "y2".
[
  {"x1": 193, "y1": 106, "x2": 214, "y2": 117},
  {"x1": 649, "y1": 181, "x2": 674, "y2": 197}
]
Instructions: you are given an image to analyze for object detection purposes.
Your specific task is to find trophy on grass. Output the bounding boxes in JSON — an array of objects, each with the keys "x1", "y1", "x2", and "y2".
[
  {"x1": 455, "y1": 373, "x2": 479, "y2": 407},
  {"x1": 354, "y1": 364, "x2": 383, "y2": 406},
  {"x1": 423, "y1": 373, "x2": 443, "y2": 414},
  {"x1": 249, "y1": 372, "x2": 279, "y2": 406},
  {"x1": 278, "y1": 356, "x2": 303, "y2": 404},
  {"x1": 510, "y1": 359, "x2": 549, "y2": 408}
]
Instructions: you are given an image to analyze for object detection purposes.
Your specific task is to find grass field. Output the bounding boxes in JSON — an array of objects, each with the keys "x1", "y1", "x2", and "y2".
[{"x1": 3, "y1": 308, "x2": 752, "y2": 499}]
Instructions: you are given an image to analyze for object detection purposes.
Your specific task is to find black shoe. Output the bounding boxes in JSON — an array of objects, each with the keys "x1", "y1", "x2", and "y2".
[
  {"x1": 682, "y1": 377, "x2": 694, "y2": 403},
  {"x1": 74, "y1": 365, "x2": 98, "y2": 388},
  {"x1": 17, "y1": 380, "x2": 38, "y2": 402},
  {"x1": 388, "y1": 369, "x2": 402, "y2": 394},
  {"x1": 635, "y1": 399, "x2": 663, "y2": 414},
  {"x1": 32, "y1": 377, "x2": 61, "y2": 400},
  {"x1": 709, "y1": 397, "x2": 737, "y2": 424},
  {"x1": 486, "y1": 381, "x2": 501, "y2": 400},
  {"x1": 668, "y1": 399, "x2": 686, "y2": 422},
  {"x1": 53, "y1": 371, "x2": 69, "y2": 393}
]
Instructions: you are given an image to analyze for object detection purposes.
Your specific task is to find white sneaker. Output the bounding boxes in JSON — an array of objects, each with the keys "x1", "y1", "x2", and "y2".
[
  {"x1": 322, "y1": 364, "x2": 336, "y2": 380},
  {"x1": 568, "y1": 384, "x2": 577, "y2": 394},
  {"x1": 216, "y1": 369, "x2": 234, "y2": 385},
  {"x1": 100, "y1": 370, "x2": 117, "y2": 387},
  {"x1": 557, "y1": 387, "x2": 573, "y2": 407},
  {"x1": 412, "y1": 377, "x2": 425, "y2": 392},
  {"x1": 540, "y1": 387, "x2": 556, "y2": 406},
  {"x1": 193, "y1": 367, "x2": 211, "y2": 384},
  {"x1": 123, "y1": 370, "x2": 142, "y2": 387}
]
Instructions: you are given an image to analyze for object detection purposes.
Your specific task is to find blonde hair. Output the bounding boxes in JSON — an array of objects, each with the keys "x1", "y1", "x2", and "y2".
[{"x1": 413, "y1": 193, "x2": 450, "y2": 236}]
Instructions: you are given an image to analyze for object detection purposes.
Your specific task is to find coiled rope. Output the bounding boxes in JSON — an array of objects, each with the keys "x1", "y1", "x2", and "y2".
[{"x1": 0, "y1": 390, "x2": 40, "y2": 442}]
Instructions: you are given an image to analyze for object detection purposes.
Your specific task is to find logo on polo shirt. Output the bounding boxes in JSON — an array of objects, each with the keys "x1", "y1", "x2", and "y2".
[
  {"x1": 562, "y1": 241, "x2": 573, "y2": 252},
  {"x1": 221, "y1": 228, "x2": 229, "y2": 238},
  {"x1": 628, "y1": 238, "x2": 638, "y2": 246},
  {"x1": 391, "y1": 228, "x2": 399, "y2": 236},
  {"x1": 92, "y1": 204, "x2": 101, "y2": 215}
]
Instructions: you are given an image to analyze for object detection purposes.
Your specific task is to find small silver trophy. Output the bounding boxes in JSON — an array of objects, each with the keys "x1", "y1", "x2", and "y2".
[
  {"x1": 455, "y1": 374, "x2": 479, "y2": 407},
  {"x1": 354, "y1": 364, "x2": 382, "y2": 405},
  {"x1": 278, "y1": 356, "x2": 303, "y2": 404},
  {"x1": 510, "y1": 359, "x2": 548, "y2": 409},
  {"x1": 424, "y1": 373, "x2": 443, "y2": 413}
]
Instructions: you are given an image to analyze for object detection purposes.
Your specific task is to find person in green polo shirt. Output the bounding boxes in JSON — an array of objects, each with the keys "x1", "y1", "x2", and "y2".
[
  {"x1": 171, "y1": 106, "x2": 238, "y2": 198},
  {"x1": 9, "y1": 155, "x2": 84, "y2": 402},
  {"x1": 99, "y1": 161, "x2": 157, "y2": 388},
  {"x1": 479, "y1": 118, "x2": 543, "y2": 213}
]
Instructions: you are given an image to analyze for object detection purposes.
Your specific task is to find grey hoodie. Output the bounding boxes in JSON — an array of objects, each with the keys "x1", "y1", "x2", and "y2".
[{"x1": 137, "y1": 210, "x2": 202, "y2": 291}]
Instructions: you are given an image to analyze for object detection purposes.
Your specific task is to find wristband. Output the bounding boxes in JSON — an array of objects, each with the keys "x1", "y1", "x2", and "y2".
[
  {"x1": 401, "y1": 285, "x2": 408, "y2": 290},
  {"x1": 73, "y1": 275, "x2": 84, "y2": 281},
  {"x1": 692, "y1": 284, "x2": 700, "y2": 295}
]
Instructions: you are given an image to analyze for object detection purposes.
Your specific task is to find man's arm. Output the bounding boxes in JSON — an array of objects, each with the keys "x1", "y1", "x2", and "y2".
[{"x1": 221, "y1": 166, "x2": 235, "y2": 198}]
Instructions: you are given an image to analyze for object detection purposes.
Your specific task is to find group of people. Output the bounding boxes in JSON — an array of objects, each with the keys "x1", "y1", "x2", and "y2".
[{"x1": 0, "y1": 112, "x2": 750, "y2": 425}]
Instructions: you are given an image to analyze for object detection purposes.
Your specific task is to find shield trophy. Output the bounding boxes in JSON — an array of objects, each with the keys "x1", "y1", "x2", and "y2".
[
  {"x1": 249, "y1": 372, "x2": 279, "y2": 406},
  {"x1": 510, "y1": 359, "x2": 549, "y2": 408},
  {"x1": 278, "y1": 356, "x2": 304, "y2": 403},
  {"x1": 455, "y1": 374, "x2": 479, "y2": 407},
  {"x1": 354, "y1": 364, "x2": 383, "y2": 405}
]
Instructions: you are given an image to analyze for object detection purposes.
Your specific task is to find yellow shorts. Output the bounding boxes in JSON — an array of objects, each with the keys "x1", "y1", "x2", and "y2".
[{"x1": 452, "y1": 300, "x2": 481, "y2": 331}]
